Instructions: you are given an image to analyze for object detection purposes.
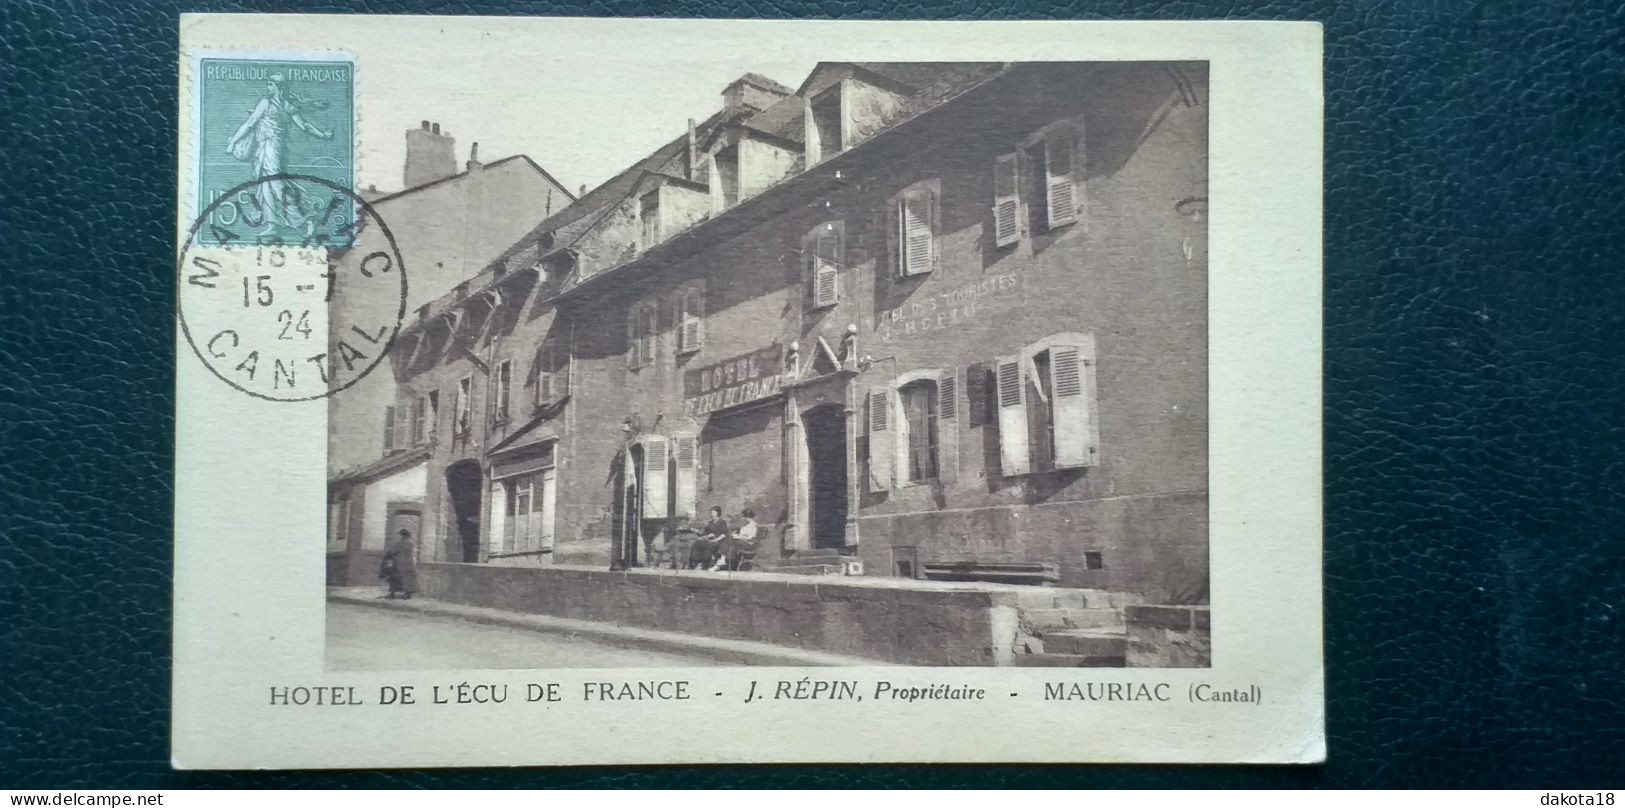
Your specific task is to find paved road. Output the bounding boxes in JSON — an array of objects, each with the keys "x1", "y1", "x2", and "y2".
[{"x1": 326, "y1": 602, "x2": 726, "y2": 670}]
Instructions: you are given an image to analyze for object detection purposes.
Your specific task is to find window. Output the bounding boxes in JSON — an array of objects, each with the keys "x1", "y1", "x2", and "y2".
[
  {"x1": 1016, "y1": 120, "x2": 1082, "y2": 239},
  {"x1": 867, "y1": 370, "x2": 960, "y2": 490},
  {"x1": 809, "y1": 87, "x2": 843, "y2": 164},
  {"x1": 454, "y1": 375, "x2": 473, "y2": 437},
  {"x1": 639, "y1": 190, "x2": 661, "y2": 251},
  {"x1": 492, "y1": 361, "x2": 512, "y2": 425},
  {"x1": 804, "y1": 222, "x2": 843, "y2": 309},
  {"x1": 500, "y1": 469, "x2": 554, "y2": 554},
  {"x1": 410, "y1": 394, "x2": 428, "y2": 445},
  {"x1": 992, "y1": 152, "x2": 1022, "y2": 247},
  {"x1": 537, "y1": 337, "x2": 570, "y2": 405},
  {"x1": 627, "y1": 301, "x2": 658, "y2": 368},
  {"x1": 710, "y1": 145, "x2": 739, "y2": 212},
  {"x1": 425, "y1": 391, "x2": 439, "y2": 442},
  {"x1": 889, "y1": 182, "x2": 939, "y2": 277},
  {"x1": 899, "y1": 380, "x2": 939, "y2": 483},
  {"x1": 382, "y1": 404, "x2": 397, "y2": 452},
  {"x1": 995, "y1": 334, "x2": 1100, "y2": 476},
  {"x1": 675, "y1": 284, "x2": 705, "y2": 354}
]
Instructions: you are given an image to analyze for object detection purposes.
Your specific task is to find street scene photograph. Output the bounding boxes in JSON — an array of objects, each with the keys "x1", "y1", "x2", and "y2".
[{"x1": 321, "y1": 58, "x2": 1211, "y2": 670}]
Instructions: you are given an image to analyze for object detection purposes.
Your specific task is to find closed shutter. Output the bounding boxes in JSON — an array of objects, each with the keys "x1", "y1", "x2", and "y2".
[
  {"x1": 672, "y1": 433, "x2": 698, "y2": 518},
  {"x1": 392, "y1": 399, "x2": 410, "y2": 450},
  {"x1": 1045, "y1": 127, "x2": 1079, "y2": 229},
  {"x1": 937, "y1": 370, "x2": 960, "y2": 485},
  {"x1": 995, "y1": 355, "x2": 1031, "y2": 475},
  {"x1": 867, "y1": 387, "x2": 894, "y2": 491},
  {"x1": 382, "y1": 405, "x2": 396, "y2": 452},
  {"x1": 813, "y1": 263, "x2": 839, "y2": 308},
  {"x1": 993, "y1": 153, "x2": 1021, "y2": 246},
  {"x1": 413, "y1": 396, "x2": 427, "y2": 444},
  {"x1": 641, "y1": 435, "x2": 669, "y2": 518},
  {"x1": 1049, "y1": 341, "x2": 1100, "y2": 468},
  {"x1": 899, "y1": 191, "x2": 935, "y2": 276}
]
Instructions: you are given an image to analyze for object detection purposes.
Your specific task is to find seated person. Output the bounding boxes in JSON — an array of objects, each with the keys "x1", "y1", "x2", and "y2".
[
  {"x1": 695, "y1": 506, "x2": 730, "y2": 571},
  {"x1": 725, "y1": 508, "x2": 760, "y2": 571},
  {"x1": 664, "y1": 516, "x2": 703, "y2": 570}
]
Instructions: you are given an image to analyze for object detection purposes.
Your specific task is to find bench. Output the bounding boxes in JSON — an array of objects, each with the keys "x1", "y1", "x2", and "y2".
[{"x1": 920, "y1": 560, "x2": 1060, "y2": 586}]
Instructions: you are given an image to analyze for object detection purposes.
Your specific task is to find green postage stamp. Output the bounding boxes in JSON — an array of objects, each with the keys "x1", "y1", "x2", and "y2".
[{"x1": 192, "y1": 54, "x2": 355, "y2": 245}]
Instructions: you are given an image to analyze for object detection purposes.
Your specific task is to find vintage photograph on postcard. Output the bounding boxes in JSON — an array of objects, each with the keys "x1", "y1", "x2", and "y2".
[{"x1": 174, "y1": 16, "x2": 1322, "y2": 768}]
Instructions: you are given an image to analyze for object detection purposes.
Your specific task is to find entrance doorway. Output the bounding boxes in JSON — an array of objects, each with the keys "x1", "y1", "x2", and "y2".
[
  {"x1": 385, "y1": 504, "x2": 422, "y2": 550},
  {"x1": 445, "y1": 460, "x2": 483, "y2": 562},
  {"x1": 803, "y1": 404, "x2": 848, "y2": 549}
]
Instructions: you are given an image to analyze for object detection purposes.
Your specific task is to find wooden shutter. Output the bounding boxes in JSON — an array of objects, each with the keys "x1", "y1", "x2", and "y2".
[
  {"x1": 626, "y1": 306, "x2": 640, "y2": 368},
  {"x1": 867, "y1": 387, "x2": 894, "y2": 491},
  {"x1": 679, "y1": 287, "x2": 704, "y2": 352},
  {"x1": 672, "y1": 433, "x2": 698, "y2": 518},
  {"x1": 993, "y1": 153, "x2": 1021, "y2": 246},
  {"x1": 995, "y1": 355, "x2": 1031, "y2": 475},
  {"x1": 641, "y1": 305, "x2": 657, "y2": 366},
  {"x1": 937, "y1": 371, "x2": 960, "y2": 485},
  {"x1": 538, "y1": 469, "x2": 557, "y2": 550},
  {"x1": 537, "y1": 344, "x2": 552, "y2": 404},
  {"x1": 900, "y1": 191, "x2": 935, "y2": 276},
  {"x1": 1045, "y1": 127, "x2": 1079, "y2": 229},
  {"x1": 391, "y1": 399, "x2": 410, "y2": 450},
  {"x1": 641, "y1": 435, "x2": 669, "y2": 518},
  {"x1": 1049, "y1": 341, "x2": 1100, "y2": 468},
  {"x1": 382, "y1": 405, "x2": 396, "y2": 452},
  {"x1": 784, "y1": 416, "x2": 802, "y2": 529}
]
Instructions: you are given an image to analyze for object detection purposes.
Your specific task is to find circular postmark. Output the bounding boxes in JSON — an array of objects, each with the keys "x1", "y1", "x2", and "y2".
[{"x1": 178, "y1": 174, "x2": 407, "y2": 402}]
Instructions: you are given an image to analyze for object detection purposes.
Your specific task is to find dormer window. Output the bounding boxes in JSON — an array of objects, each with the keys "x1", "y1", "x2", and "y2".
[
  {"x1": 808, "y1": 86, "x2": 843, "y2": 164},
  {"x1": 709, "y1": 144, "x2": 739, "y2": 212},
  {"x1": 639, "y1": 190, "x2": 661, "y2": 251}
]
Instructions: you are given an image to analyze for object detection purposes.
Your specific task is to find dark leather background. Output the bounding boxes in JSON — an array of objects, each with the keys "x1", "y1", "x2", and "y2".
[{"x1": 3, "y1": 0, "x2": 1623, "y2": 789}]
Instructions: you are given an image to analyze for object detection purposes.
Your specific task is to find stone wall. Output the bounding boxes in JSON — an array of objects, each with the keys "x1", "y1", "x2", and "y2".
[
  {"x1": 1124, "y1": 604, "x2": 1211, "y2": 668},
  {"x1": 416, "y1": 561, "x2": 1021, "y2": 666}
]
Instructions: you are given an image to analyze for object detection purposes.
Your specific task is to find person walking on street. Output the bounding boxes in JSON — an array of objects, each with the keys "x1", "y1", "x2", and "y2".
[{"x1": 380, "y1": 528, "x2": 419, "y2": 599}]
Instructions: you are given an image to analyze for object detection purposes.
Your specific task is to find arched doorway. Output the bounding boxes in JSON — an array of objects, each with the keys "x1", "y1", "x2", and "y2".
[
  {"x1": 803, "y1": 403, "x2": 848, "y2": 549},
  {"x1": 444, "y1": 459, "x2": 484, "y2": 563}
]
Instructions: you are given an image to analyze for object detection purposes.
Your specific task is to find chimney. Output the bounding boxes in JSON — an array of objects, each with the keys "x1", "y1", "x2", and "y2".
[
  {"x1": 579, "y1": 184, "x2": 587, "y2": 197},
  {"x1": 687, "y1": 118, "x2": 698, "y2": 180},
  {"x1": 722, "y1": 73, "x2": 791, "y2": 113},
  {"x1": 466, "y1": 141, "x2": 482, "y2": 172},
  {"x1": 404, "y1": 120, "x2": 456, "y2": 188}
]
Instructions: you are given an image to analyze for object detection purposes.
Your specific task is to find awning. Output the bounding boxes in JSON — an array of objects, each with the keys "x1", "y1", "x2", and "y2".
[{"x1": 491, "y1": 441, "x2": 555, "y2": 481}]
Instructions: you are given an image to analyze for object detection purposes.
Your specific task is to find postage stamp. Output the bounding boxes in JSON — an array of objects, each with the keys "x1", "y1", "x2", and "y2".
[
  {"x1": 174, "y1": 15, "x2": 1324, "y2": 770},
  {"x1": 193, "y1": 55, "x2": 355, "y2": 246}
]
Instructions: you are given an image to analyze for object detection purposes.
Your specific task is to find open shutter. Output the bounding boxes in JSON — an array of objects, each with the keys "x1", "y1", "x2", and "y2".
[
  {"x1": 641, "y1": 435, "x2": 669, "y2": 518},
  {"x1": 1045, "y1": 127, "x2": 1079, "y2": 229},
  {"x1": 392, "y1": 399, "x2": 410, "y2": 450},
  {"x1": 672, "y1": 433, "x2": 698, "y2": 518},
  {"x1": 784, "y1": 416, "x2": 802, "y2": 531},
  {"x1": 641, "y1": 305, "x2": 658, "y2": 366},
  {"x1": 681, "y1": 288, "x2": 704, "y2": 352},
  {"x1": 1049, "y1": 341, "x2": 1100, "y2": 468},
  {"x1": 813, "y1": 263, "x2": 839, "y2": 308},
  {"x1": 900, "y1": 191, "x2": 935, "y2": 276},
  {"x1": 557, "y1": 343, "x2": 571, "y2": 397},
  {"x1": 537, "y1": 344, "x2": 552, "y2": 405},
  {"x1": 993, "y1": 152, "x2": 1021, "y2": 246},
  {"x1": 382, "y1": 405, "x2": 396, "y2": 452},
  {"x1": 995, "y1": 355, "x2": 1031, "y2": 475},
  {"x1": 937, "y1": 370, "x2": 960, "y2": 485},
  {"x1": 538, "y1": 469, "x2": 557, "y2": 550},
  {"x1": 867, "y1": 387, "x2": 894, "y2": 491},
  {"x1": 813, "y1": 224, "x2": 841, "y2": 307},
  {"x1": 626, "y1": 307, "x2": 640, "y2": 368}
]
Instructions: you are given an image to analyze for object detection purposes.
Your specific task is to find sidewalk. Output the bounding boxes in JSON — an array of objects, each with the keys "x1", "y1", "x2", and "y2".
[{"x1": 328, "y1": 587, "x2": 891, "y2": 667}]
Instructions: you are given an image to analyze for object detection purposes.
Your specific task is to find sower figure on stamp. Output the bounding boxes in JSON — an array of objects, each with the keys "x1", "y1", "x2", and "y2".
[
  {"x1": 379, "y1": 528, "x2": 418, "y2": 599},
  {"x1": 226, "y1": 73, "x2": 334, "y2": 236}
]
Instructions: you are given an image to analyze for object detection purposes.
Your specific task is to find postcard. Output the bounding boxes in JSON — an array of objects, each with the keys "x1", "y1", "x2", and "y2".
[{"x1": 173, "y1": 14, "x2": 1323, "y2": 768}]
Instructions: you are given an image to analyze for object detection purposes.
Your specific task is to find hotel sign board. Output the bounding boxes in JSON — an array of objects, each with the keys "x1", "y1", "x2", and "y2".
[{"x1": 684, "y1": 343, "x2": 784, "y2": 417}]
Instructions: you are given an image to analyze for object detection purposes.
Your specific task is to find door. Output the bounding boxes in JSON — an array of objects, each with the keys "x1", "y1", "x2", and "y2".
[
  {"x1": 386, "y1": 505, "x2": 423, "y2": 551},
  {"x1": 803, "y1": 404, "x2": 849, "y2": 549},
  {"x1": 445, "y1": 460, "x2": 484, "y2": 562}
]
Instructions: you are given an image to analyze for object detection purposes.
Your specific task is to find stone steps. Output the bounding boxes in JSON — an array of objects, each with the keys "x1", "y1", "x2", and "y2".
[
  {"x1": 1040, "y1": 628, "x2": 1128, "y2": 658},
  {"x1": 1012, "y1": 652, "x2": 1127, "y2": 668},
  {"x1": 1020, "y1": 607, "x2": 1123, "y2": 632}
]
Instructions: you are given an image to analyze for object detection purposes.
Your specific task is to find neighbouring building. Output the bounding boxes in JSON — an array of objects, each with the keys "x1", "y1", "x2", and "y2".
[
  {"x1": 342, "y1": 62, "x2": 1209, "y2": 605},
  {"x1": 325, "y1": 122, "x2": 573, "y2": 585}
]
